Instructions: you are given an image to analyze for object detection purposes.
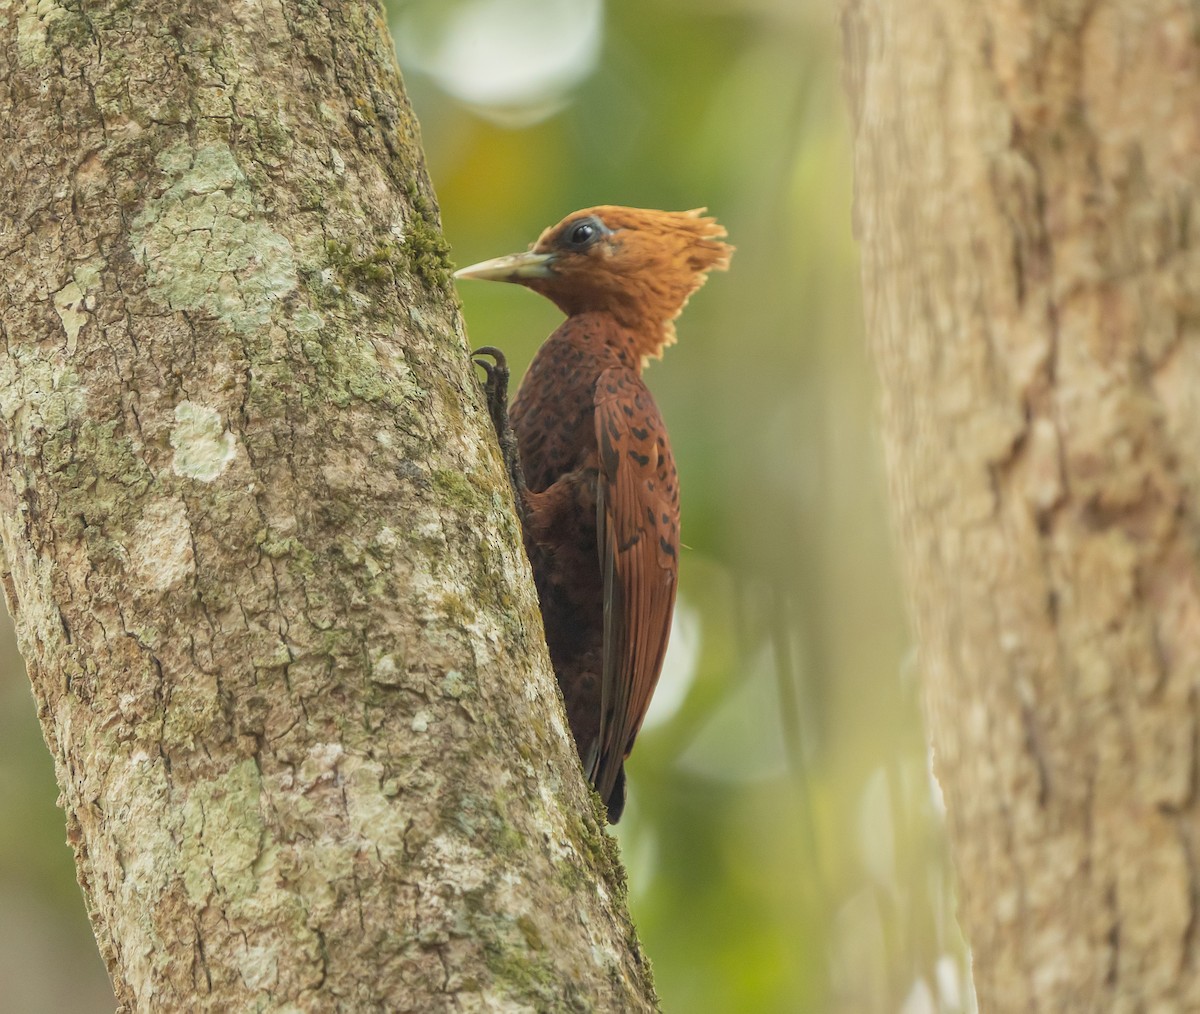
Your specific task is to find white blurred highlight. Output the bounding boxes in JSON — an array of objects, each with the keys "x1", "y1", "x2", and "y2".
[{"x1": 396, "y1": 0, "x2": 602, "y2": 126}]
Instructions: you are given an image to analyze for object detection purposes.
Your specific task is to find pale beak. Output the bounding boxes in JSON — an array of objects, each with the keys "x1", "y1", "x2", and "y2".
[{"x1": 453, "y1": 250, "x2": 556, "y2": 282}]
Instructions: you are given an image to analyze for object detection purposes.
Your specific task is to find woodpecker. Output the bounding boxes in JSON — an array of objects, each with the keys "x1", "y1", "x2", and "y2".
[{"x1": 456, "y1": 207, "x2": 732, "y2": 822}]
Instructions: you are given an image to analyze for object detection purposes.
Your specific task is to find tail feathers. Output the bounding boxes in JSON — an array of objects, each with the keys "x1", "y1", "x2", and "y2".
[{"x1": 603, "y1": 763, "x2": 627, "y2": 824}]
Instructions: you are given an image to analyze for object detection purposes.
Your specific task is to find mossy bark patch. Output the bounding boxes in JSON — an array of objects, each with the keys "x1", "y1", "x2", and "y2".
[
  {"x1": 131, "y1": 143, "x2": 298, "y2": 334},
  {"x1": 170, "y1": 401, "x2": 238, "y2": 482}
]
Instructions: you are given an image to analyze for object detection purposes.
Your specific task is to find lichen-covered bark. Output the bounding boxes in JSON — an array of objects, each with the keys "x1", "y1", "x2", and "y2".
[
  {"x1": 0, "y1": 1, "x2": 656, "y2": 1010},
  {"x1": 842, "y1": 1, "x2": 1200, "y2": 1009}
]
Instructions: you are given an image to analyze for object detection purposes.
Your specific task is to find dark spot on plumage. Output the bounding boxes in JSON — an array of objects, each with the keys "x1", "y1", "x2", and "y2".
[
  {"x1": 620, "y1": 532, "x2": 641, "y2": 551},
  {"x1": 622, "y1": 404, "x2": 634, "y2": 417},
  {"x1": 661, "y1": 512, "x2": 669, "y2": 525},
  {"x1": 646, "y1": 507, "x2": 656, "y2": 524},
  {"x1": 632, "y1": 426, "x2": 649, "y2": 440},
  {"x1": 628, "y1": 450, "x2": 650, "y2": 466},
  {"x1": 660, "y1": 537, "x2": 676, "y2": 558},
  {"x1": 600, "y1": 432, "x2": 619, "y2": 474}
]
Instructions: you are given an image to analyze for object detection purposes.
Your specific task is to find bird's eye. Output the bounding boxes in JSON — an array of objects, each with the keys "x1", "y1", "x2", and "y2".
[{"x1": 561, "y1": 217, "x2": 604, "y2": 250}]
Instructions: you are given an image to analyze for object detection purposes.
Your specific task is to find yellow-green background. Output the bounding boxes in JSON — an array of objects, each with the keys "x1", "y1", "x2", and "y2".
[{"x1": 0, "y1": 2, "x2": 964, "y2": 1009}]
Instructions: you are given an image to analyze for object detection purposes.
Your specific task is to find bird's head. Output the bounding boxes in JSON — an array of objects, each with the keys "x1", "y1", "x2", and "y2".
[{"x1": 454, "y1": 206, "x2": 732, "y2": 360}]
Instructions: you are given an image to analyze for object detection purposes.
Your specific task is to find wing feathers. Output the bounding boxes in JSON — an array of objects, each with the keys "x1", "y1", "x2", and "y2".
[{"x1": 592, "y1": 367, "x2": 680, "y2": 807}]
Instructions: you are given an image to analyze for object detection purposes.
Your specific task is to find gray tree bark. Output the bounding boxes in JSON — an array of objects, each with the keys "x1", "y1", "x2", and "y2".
[
  {"x1": 0, "y1": 0, "x2": 656, "y2": 1010},
  {"x1": 843, "y1": 1, "x2": 1200, "y2": 1009}
]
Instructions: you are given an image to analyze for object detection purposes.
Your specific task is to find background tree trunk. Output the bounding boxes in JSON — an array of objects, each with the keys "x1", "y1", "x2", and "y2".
[
  {"x1": 843, "y1": 1, "x2": 1200, "y2": 1009},
  {"x1": 0, "y1": 0, "x2": 656, "y2": 1009}
]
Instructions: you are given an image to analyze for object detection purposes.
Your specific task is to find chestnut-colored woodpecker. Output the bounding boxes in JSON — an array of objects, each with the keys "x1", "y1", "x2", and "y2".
[{"x1": 456, "y1": 207, "x2": 732, "y2": 822}]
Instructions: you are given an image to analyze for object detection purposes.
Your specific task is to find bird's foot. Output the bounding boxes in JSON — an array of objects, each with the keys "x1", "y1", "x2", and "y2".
[
  {"x1": 471, "y1": 346, "x2": 527, "y2": 514},
  {"x1": 471, "y1": 346, "x2": 510, "y2": 436}
]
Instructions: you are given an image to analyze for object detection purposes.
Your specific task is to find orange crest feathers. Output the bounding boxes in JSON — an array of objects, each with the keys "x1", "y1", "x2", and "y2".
[
  {"x1": 610, "y1": 207, "x2": 732, "y2": 357},
  {"x1": 675, "y1": 207, "x2": 734, "y2": 275}
]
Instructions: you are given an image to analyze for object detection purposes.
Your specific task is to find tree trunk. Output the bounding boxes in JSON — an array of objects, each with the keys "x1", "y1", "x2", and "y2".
[
  {"x1": 842, "y1": 1, "x2": 1200, "y2": 1009},
  {"x1": 0, "y1": 1, "x2": 656, "y2": 1009}
]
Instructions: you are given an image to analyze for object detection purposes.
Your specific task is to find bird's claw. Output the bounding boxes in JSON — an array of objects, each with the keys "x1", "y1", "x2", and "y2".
[
  {"x1": 472, "y1": 345, "x2": 507, "y2": 371},
  {"x1": 470, "y1": 345, "x2": 510, "y2": 435},
  {"x1": 470, "y1": 345, "x2": 526, "y2": 515},
  {"x1": 471, "y1": 345, "x2": 508, "y2": 390}
]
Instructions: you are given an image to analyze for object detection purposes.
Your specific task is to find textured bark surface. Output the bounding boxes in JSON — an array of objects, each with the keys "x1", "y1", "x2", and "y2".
[
  {"x1": 844, "y1": 1, "x2": 1200, "y2": 1009},
  {"x1": 0, "y1": 1, "x2": 656, "y2": 1010}
]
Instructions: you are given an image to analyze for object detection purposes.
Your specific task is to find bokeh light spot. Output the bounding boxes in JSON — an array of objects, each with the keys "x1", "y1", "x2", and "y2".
[{"x1": 395, "y1": 0, "x2": 603, "y2": 126}]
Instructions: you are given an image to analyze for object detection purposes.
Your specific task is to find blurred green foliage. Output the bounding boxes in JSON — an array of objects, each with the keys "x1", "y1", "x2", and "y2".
[
  {"x1": 412, "y1": 0, "x2": 966, "y2": 1008},
  {"x1": 0, "y1": 1, "x2": 965, "y2": 1009}
]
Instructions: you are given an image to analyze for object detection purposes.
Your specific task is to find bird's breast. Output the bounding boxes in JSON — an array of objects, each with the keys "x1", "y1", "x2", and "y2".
[{"x1": 510, "y1": 325, "x2": 631, "y2": 491}]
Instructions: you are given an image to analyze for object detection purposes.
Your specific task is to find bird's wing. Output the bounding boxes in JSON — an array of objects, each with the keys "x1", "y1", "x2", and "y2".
[{"x1": 592, "y1": 366, "x2": 680, "y2": 807}]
